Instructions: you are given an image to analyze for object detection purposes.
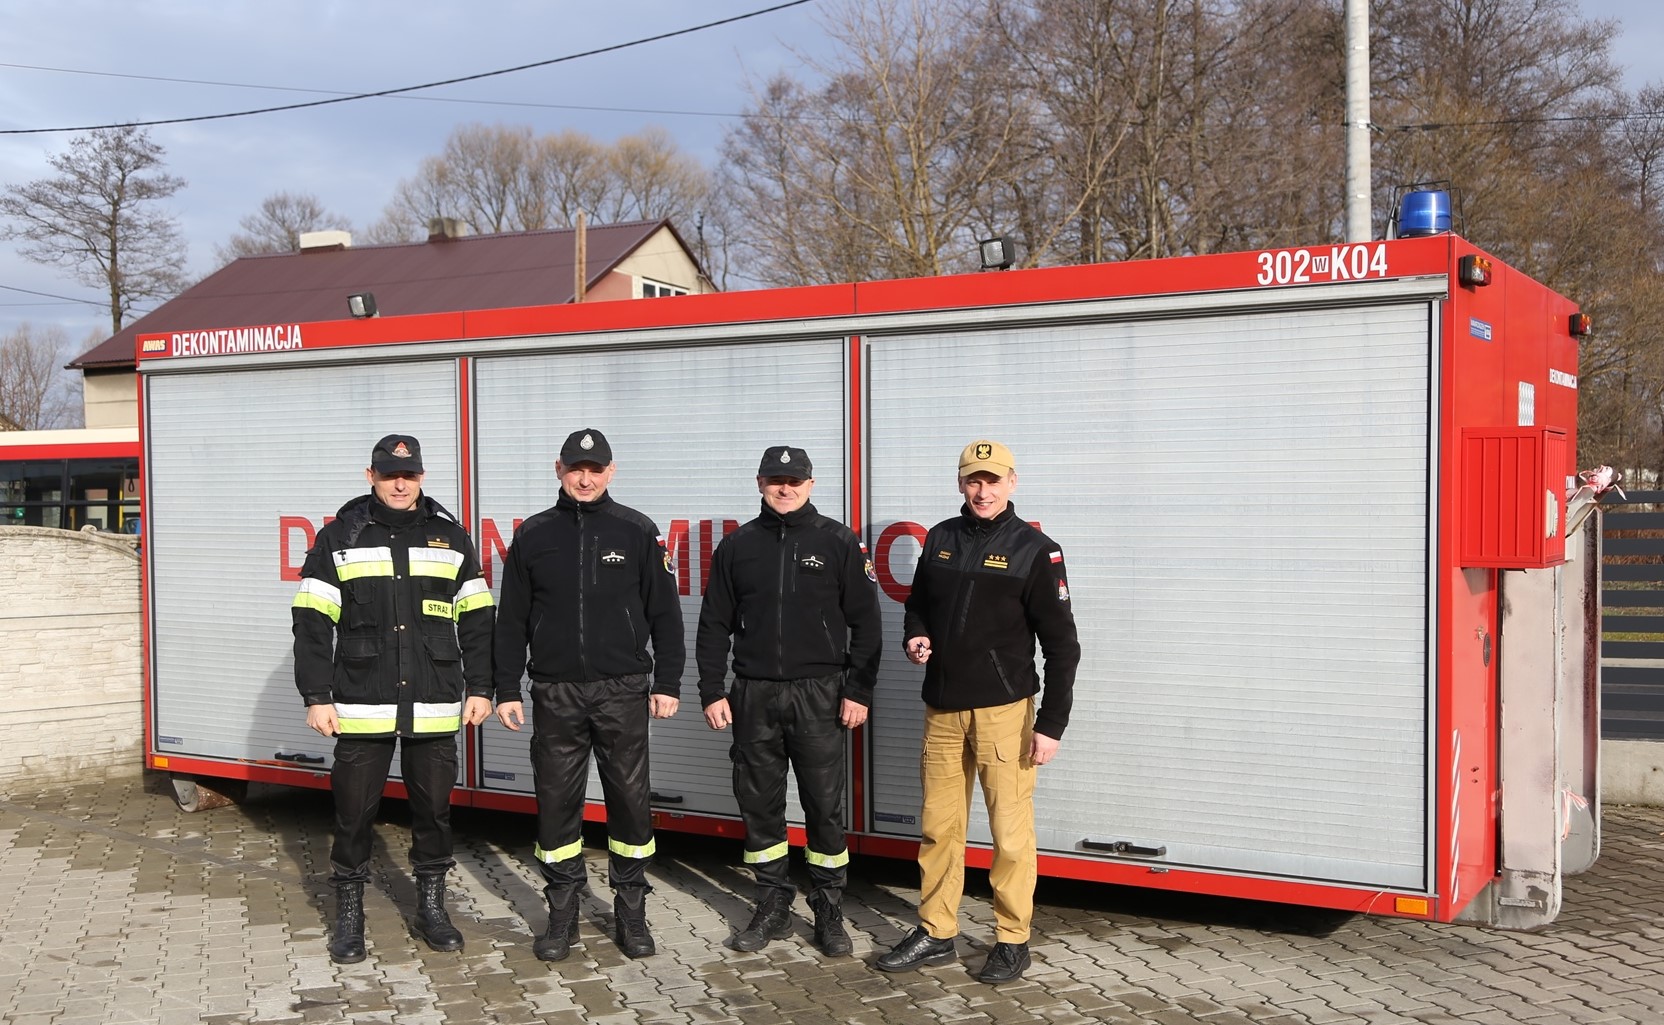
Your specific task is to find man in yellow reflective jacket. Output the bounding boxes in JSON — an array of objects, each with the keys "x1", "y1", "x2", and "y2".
[{"x1": 292, "y1": 434, "x2": 495, "y2": 964}]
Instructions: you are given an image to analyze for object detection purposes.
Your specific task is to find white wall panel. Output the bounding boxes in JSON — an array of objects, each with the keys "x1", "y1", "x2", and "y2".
[
  {"x1": 147, "y1": 361, "x2": 461, "y2": 779},
  {"x1": 866, "y1": 303, "x2": 1434, "y2": 890},
  {"x1": 473, "y1": 339, "x2": 849, "y2": 826}
]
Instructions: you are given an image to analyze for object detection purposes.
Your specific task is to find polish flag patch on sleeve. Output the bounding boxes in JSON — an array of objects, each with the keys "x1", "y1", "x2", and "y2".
[{"x1": 1049, "y1": 550, "x2": 1063, "y2": 564}]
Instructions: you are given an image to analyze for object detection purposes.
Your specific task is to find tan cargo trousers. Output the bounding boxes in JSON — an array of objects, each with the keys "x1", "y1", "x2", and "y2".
[{"x1": 916, "y1": 697, "x2": 1037, "y2": 944}]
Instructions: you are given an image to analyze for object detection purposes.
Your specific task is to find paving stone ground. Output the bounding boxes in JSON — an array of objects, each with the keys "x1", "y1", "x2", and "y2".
[{"x1": 1, "y1": 774, "x2": 1661, "y2": 1025}]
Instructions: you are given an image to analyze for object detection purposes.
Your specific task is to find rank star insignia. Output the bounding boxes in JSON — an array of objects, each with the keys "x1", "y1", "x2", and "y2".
[
  {"x1": 601, "y1": 549, "x2": 625, "y2": 564},
  {"x1": 800, "y1": 554, "x2": 825, "y2": 570},
  {"x1": 983, "y1": 553, "x2": 1009, "y2": 570},
  {"x1": 428, "y1": 537, "x2": 451, "y2": 548}
]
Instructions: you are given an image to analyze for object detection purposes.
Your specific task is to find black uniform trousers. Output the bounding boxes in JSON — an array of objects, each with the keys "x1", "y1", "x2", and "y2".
[
  {"x1": 531, "y1": 675, "x2": 656, "y2": 891},
  {"x1": 731, "y1": 673, "x2": 849, "y2": 903},
  {"x1": 329, "y1": 734, "x2": 458, "y2": 885}
]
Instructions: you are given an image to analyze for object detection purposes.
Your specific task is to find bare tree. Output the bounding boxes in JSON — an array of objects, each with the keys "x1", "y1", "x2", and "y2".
[
  {"x1": 377, "y1": 124, "x2": 714, "y2": 239},
  {"x1": 722, "y1": 0, "x2": 1026, "y2": 285},
  {"x1": 0, "y1": 125, "x2": 188, "y2": 334},
  {"x1": 215, "y1": 191, "x2": 352, "y2": 263},
  {"x1": 0, "y1": 324, "x2": 80, "y2": 430}
]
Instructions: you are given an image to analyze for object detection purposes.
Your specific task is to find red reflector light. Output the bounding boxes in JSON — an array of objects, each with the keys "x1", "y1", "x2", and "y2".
[
  {"x1": 1458, "y1": 254, "x2": 1493, "y2": 287},
  {"x1": 1568, "y1": 313, "x2": 1592, "y2": 337}
]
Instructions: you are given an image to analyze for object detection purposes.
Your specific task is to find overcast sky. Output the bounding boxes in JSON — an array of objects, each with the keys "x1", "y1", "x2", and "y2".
[
  {"x1": 2, "y1": 0, "x2": 1661, "y2": 354},
  {"x1": 0, "y1": 0, "x2": 830, "y2": 350}
]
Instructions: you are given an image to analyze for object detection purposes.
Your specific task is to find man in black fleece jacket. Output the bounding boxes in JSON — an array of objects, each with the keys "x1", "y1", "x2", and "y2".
[
  {"x1": 876, "y1": 439, "x2": 1080, "y2": 985},
  {"x1": 696, "y1": 445, "x2": 882, "y2": 956},
  {"x1": 492, "y1": 428, "x2": 684, "y2": 962}
]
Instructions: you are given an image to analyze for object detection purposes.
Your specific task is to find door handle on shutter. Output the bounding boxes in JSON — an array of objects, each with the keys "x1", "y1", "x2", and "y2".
[
  {"x1": 1079, "y1": 838, "x2": 1167, "y2": 858},
  {"x1": 275, "y1": 751, "x2": 326, "y2": 764},
  {"x1": 649, "y1": 791, "x2": 685, "y2": 805}
]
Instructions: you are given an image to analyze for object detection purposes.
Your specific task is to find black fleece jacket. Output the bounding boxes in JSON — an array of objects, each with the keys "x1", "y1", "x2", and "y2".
[
  {"x1": 492, "y1": 490, "x2": 685, "y2": 699},
  {"x1": 902, "y1": 502, "x2": 1081, "y2": 739},
  {"x1": 695, "y1": 500, "x2": 883, "y2": 708}
]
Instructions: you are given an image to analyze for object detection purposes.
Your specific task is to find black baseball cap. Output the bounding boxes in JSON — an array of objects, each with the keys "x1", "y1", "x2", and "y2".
[
  {"x1": 371, "y1": 434, "x2": 424, "y2": 475},
  {"x1": 757, "y1": 445, "x2": 813, "y2": 479},
  {"x1": 559, "y1": 428, "x2": 613, "y2": 468}
]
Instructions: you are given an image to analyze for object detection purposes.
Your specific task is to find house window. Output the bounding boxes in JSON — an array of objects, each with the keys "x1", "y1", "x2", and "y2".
[{"x1": 640, "y1": 279, "x2": 687, "y2": 298}]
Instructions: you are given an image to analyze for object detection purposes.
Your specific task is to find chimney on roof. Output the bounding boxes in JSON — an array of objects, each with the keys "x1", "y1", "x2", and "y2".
[
  {"x1": 428, "y1": 217, "x2": 467, "y2": 242},
  {"x1": 298, "y1": 230, "x2": 352, "y2": 251}
]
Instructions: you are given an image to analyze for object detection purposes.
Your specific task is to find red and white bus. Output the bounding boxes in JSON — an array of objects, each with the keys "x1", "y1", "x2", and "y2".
[{"x1": 0, "y1": 427, "x2": 141, "y2": 533}]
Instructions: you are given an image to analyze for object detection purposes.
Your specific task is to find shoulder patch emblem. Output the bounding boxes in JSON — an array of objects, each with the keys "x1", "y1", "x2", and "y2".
[
  {"x1": 1049, "y1": 550, "x2": 1063, "y2": 564},
  {"x1": 1058, "y1": 579, "x2": 1070, "y2": 602},
  {"x1": 983, "y1": 553, "x2": 1009, "y2": 570},
  {"x1": 864, "y1": 559, "x2": 878, "y2": 584}
]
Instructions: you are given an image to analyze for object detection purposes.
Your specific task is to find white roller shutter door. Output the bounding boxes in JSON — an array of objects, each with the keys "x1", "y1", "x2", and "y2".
[
  {"x1": 147, "y1": 361, "x2": 461, "y2": 778},
  {"x1": 866, "y1": 302, "x2": 1434, "y2": 890},
  {"x1": 474, "y1": 339, "x2": 848, "y2": 823}
]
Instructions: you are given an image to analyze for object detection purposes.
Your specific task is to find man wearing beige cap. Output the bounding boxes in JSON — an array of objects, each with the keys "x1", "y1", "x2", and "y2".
[{"x1": 876, "y1": 439, "x2": 1080, "y2": 984}]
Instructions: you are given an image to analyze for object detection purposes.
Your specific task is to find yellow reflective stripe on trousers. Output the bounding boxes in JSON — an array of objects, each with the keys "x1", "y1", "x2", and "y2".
[
  {"x1": 412, "y1": 701, "x2": 461, "y2": 733},
  {"x1": 453, "y1": 577, "x2": 495, "y2": 617},
  {"x1": 535, "y1": 839, "x2": 584, "y2": 863},
  {"x1": 335, "y1": 702, "x2": 397, "y2": 734},
  {"x1": 608, "y1": 837, "x2": 656, "y2": 860},
  {"x1": 408, "y1": 547, "x2": 465, "y2": 579},
  {"x1": 334, "y1": 546, "x2": 394, "y2": 580},
  {"x1": 743, "y1": 841, "x2": 789, "y2": 865},
  {"x1": 292, "y1": 578, "x2": 342, "y2": 622},
  {"x1": 805, "y1": 847, "x2": 850, "y2": 869}
]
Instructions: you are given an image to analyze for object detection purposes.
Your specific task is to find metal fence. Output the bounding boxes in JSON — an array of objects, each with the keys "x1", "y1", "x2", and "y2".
[{"x1": 1602, "y1": 490, "x2": 1664, "y2": 740}]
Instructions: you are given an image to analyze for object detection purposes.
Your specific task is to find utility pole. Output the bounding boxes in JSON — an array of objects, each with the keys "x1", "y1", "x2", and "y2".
[
  {"x1": 573, "y1": 211, "x2": 588, "y2": 303},
  {"x1": 1344, "y1": 0, "x2": 1372, "y2": 241}
]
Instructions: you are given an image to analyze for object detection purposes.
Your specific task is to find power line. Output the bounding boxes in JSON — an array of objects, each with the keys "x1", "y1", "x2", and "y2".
[
  {"x1": 0, "y1": 283, "x2": 107, "y2": 308},
  {"x1": 0, "y1": 61, "x2": 747, "y2": 122},
  {"x1": 0, "y1": 0, "x2": 815, "y2": 136}
]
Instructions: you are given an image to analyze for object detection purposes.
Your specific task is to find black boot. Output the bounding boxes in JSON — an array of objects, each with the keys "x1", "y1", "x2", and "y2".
[
  {"x1": 809, "y1": 894, "x2": 852, "y2": 957},
  {"x1": 329, "y1": 882, "x2": 367, "y2": 964},
  {"x1": 613, "y1": 887, "x2": 655, "y2": 958},
  {"x1": 410, "y1": 874, "x2": 464, "y2": 952},
  {"x1": 731, "y1": 887, "x2": 795, "y2": 952},
  {"x1": 533, "y1": 884, "x2": 583, "y2": 962}
]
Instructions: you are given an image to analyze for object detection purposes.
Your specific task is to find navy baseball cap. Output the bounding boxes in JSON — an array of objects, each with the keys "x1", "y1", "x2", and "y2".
[
  {"x1": 758, "y1": 445, "x2": 813, "y2": 479},
  {"x1": 371, "y1": 434, "x2": 423, "y2": 475}
]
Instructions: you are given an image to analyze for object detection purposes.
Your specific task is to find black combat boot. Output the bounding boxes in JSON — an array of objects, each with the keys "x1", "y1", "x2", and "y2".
[
  {"x1": 329, "y1": 882, "x2": 367, "y2": 964},
  {"x1": 731, "y1": 888, "x2": 795, "y2": 951},
  {"x1": 533, "y1": 884, "x2": 583, "y2": 962},
  {"x1": 809, "y1": 894, "x2": 852, "y2": 957},
  {"x1": 410, "y1": 873, "x2": 464, "y2": 952},
  {"x1": 613, "y1": 886, "x2": 655, "y2": 958}
]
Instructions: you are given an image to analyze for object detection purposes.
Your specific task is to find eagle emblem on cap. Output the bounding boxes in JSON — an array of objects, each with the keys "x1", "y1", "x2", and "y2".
[
  {"x1": 976, "y1": 443, "x2": 992, "y2": 460},
  {"x1": 393, "y1": 442, "x2": 411, "y2": 457},
  {"x1": 580, "y1": 433, "x2": 595, "y2": 450},
  {"x1": 780, "y1": 449, "x2": 792, "y2": 463}
]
